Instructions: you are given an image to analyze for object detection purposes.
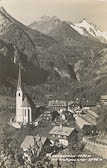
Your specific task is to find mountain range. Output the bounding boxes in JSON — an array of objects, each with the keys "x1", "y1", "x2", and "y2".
[
  {"x1": 0, "y1": 7, "x2": 107, "y2": 101},
  {"x1": 29, "y1": 16, "x2": 107, "y2": 47}
]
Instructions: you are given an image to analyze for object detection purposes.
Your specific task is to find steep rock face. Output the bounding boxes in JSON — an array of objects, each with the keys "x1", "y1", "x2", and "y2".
[
  {"x1": 97, "y1": 48, "x2": 107, "y2": 75},
  {"x1": 0, "y1": 23, "x2": 38, "y2": 65},
  {"x1": 0, "y1": 7, "x2": 38, "y2": 66},
  {"x1": 0, "y1": 7, "x2": 60, "y2": 67},
  {"x1": 0, "y1": 8, "x2": 78, "y2": 83},
  {"x1": 0, "y1": 38, "x2": 50, "y2": 85},
  {"x1": 29, "y1": 16, "x2": 107, "y2": 93},
  {"x1": 0, "y1": 7, "x2": 12, "y2": 32},
  {"x1": 29, "y1": 16, "x2": 62, "y2": 34}
]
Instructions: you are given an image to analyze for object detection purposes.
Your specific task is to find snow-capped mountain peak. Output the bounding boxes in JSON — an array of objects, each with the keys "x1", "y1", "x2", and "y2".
[
  {"x1": 76, "y1": 19, "x2": 99, "y2": 37},
  {"x1": 70, "y1": 23, "x2": 87, "y2": 36},
  {"x1": 70, "y1": 18, "x2": 107, "y2": 43}
]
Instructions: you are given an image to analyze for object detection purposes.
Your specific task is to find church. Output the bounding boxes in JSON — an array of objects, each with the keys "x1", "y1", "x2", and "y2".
[{"x1": 16, "y1": 66, "x2": 35, "y2": 124}]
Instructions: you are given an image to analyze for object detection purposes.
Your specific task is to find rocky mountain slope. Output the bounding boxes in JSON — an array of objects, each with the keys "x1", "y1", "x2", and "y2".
[
  {"x1": 0, "y1": 8, "x2": 107, "y2": 101},
  {"x1": 29, "y1": 15, "x2": 107, "y2": 81},
  {"x1": 29, "y1": 16, "x2": 106, "y2": 48},
  {"x1": 0, "y1": 7, "x2": 58, "y2": 66},
  {"x1": 0, "y1": 7, "x2": 78, "y2": 84},
  {"x1": 0, "y1": 38, "x2": 49, "y2": 87}
]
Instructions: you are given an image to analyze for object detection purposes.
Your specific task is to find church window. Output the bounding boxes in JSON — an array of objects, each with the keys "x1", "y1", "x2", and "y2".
[
  {"x1": 25, "y1": 109, "x2": 26, "y2": 116},
  {"x1": 19, "y1": 93, "x2": 20, "y2": 96},
  {"x1": 28, "y1": 109, "x2": 30, "y2": 122}
]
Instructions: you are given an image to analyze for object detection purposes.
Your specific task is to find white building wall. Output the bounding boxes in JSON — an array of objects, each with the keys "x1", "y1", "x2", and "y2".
[
  {"x1": 59, "y1": 139, "x2": 68, "y2": 146},
  {"x1": 16, "y1": 88, "x2": 23, "y2": 123},
  {"x1": 23, "y1": 107, "x2": 32, "y2": 123}
]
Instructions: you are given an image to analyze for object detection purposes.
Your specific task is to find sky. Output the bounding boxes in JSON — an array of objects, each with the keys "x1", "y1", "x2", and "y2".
[{"x1": 0, "y1": 0, "x2": 107, "y2": 31}]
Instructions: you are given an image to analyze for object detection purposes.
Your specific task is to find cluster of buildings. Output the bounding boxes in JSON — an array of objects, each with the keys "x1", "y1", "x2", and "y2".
[
  {"x1": 20, "y1": 125, "x2": 78, "y2": 157},
  {"x1": 10, "y1": 67, "x2": 79, "y2": 159},
  {"x1": 10, "y1": 66, "x2": 107, "y2": 160}
]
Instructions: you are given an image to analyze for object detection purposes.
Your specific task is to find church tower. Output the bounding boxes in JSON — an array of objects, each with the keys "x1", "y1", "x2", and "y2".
[{"x1": 16, "y1": 65, "x2": 23, "y2": 123}]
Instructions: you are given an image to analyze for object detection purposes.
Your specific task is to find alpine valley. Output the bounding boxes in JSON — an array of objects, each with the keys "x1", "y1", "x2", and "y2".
[{"x1": 0, "y1": 7, "x2": 107, "y2": 102}]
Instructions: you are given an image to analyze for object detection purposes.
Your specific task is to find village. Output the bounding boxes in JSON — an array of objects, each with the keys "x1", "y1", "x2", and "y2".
[
  {"x1": 0, "y1": 67, "x2": 107, "y2": 168},
  {"x1": 0, "y1": 0, "x2": 107, "y2": 167}
]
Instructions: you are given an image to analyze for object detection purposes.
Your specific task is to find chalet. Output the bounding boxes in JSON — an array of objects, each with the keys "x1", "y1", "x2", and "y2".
[
  {"x1": 101, "y1": 95, "x2": 107, "y2": 105},
  {"x1": 49, "y1": 125, "x2": 78, "y2": 146},
  {"x1": 48, "y1": 100, "x2": 67, "y2": 112},
  {"x1": 21, "y1": 135, "x2": 51, "y2": 158},
  {"x1": 68, "y1": 102, "x2": 80, "y2": 110}
]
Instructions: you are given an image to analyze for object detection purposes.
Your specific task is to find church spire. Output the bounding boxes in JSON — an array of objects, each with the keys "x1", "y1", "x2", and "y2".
[{"x1": 17, "y1": 64, "x2": 22, "y2": 90}]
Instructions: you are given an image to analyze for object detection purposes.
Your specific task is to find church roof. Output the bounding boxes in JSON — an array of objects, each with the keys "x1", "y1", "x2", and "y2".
[{"x1": 21, "y1": 94, "x2": 35, "y2": 108}]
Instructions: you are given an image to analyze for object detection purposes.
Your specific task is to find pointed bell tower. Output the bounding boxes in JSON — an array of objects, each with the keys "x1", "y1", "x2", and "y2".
[{"x1": 16, "y1": 64, "x2": 23, "y2": 123}]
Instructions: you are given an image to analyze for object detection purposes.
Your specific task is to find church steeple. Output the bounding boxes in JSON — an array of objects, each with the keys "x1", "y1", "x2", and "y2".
[
  {"x1": 16, "y1": 64, "x2": 23, "y2": 123},
  {"x1": 17, "y1": 64, "x2": 22, "y2": 90}
]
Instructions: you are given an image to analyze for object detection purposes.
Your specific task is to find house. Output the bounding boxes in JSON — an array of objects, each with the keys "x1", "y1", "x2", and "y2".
[
  {"x1": 21, "y1": 135, "x2": 51, "y2": 158},
  {"x1": 49, "y1": 125, "x2": 78, "y2": 146},
  {"x1": 48, "y1": 100, "x2": 67, "y2": 112},
  {"x1": 69, "y1": 102, "x2": 80, "y2": 110},
  {"x1": 61, "y1": 110, "x2": 75, "y2": 122},
  {"x1": 16, "y1": 66, "x2": 35, "y2": 124},
  {"x1": 68, "y1": 101, "x2": 74, "y2": 107},
  {"x1": 43, "y1": 110, "x2": 52, "y2": 121},
  {"x1": 101, "y1": 95, "x2": 107, "y2": 105},
  {"x1": 82, "y1": 101, "x2": 96, "y2": 110},
  {"x1": 82, "y1": 124, "x2": 98, "y2": 136},
  {"x1": 33, "y1": 114, "x2": 43, "y2": 126}
]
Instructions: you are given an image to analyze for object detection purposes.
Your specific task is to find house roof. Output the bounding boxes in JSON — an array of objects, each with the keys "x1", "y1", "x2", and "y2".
[
  {"x1": 82, "y1": 101, "x2": 96, "y2": 107},
  {"x1": 68, "y1": 101, "x2": 75, "y2": 106},
  {"x1": 101, "y1": 95, "x2": 107, "y2": 100},
  {"x1": 20, "y1": 135, "x2": 48, "y2": 150},
  {"x1": 49, "y1": 126, "x2": 75, "y2": 137},
  {"x1": 74, "y1": 116, "x2": 91, "y2": 129},
  {"x1": 21, "y1": 94, "x2": 35, "y2": 108},
  {"x1": 82, "y1": 124, "x2": 97, "y2": 131},
  {"x1": 48, "y1": 100, "x2": 66, "y2": 107}
]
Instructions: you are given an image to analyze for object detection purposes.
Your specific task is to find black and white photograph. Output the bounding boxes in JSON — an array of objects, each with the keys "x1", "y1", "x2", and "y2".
[{"x1": 0, "y1": 0, "x2": 107, "y2": 167}]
